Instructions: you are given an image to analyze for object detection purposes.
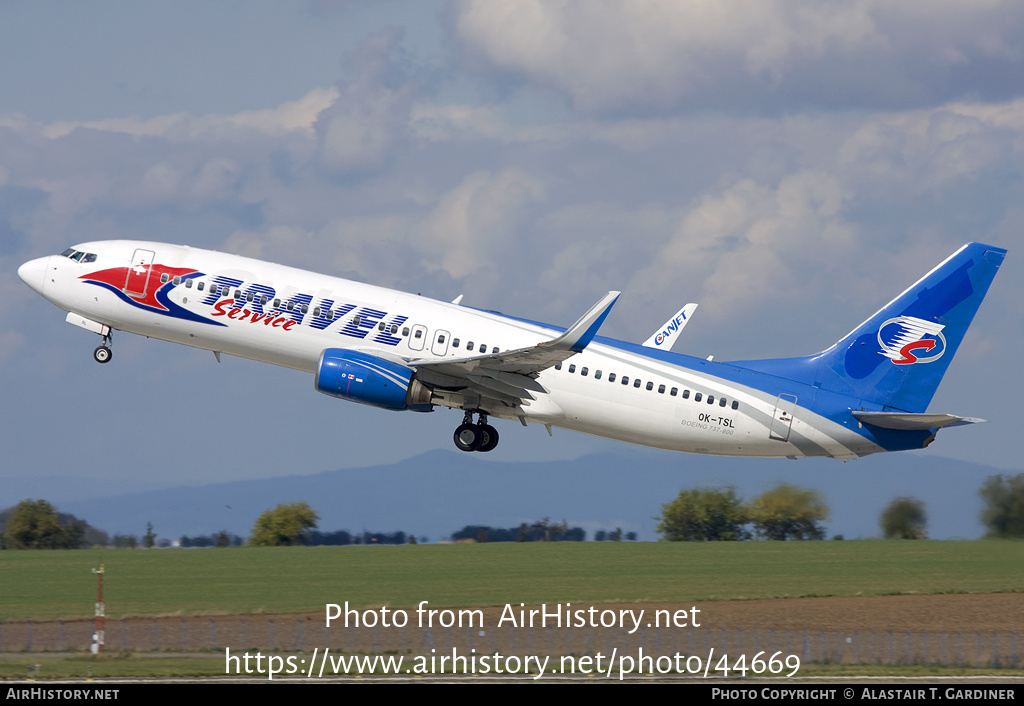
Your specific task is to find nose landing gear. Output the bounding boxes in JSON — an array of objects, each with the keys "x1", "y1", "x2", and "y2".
[
  {"x1": 453, "y1": 410, "x2": 499, "y2": 453},
  {"x1": 93, "y1": 332, "x2": 112, "y2": 364}
]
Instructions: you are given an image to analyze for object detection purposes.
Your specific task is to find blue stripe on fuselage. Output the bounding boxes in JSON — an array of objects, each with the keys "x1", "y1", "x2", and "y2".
[{"x1": 483, "y1": 309, "x2": 926, "y2": 452}]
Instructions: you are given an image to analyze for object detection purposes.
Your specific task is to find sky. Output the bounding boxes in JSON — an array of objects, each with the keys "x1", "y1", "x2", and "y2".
[{"x1": 2, "y1": 1, "x2": 1023, "y2": 514}]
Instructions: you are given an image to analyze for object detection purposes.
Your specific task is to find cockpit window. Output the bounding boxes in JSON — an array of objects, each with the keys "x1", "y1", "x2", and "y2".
[{"x1": 61, "y1": 248, "x2": 97, "y2": 263}]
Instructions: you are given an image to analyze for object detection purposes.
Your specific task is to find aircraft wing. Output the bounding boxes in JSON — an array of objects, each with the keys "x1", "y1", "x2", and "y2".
[{"x1": 409, "y1": 291, "x2": 620, "y2": 405}]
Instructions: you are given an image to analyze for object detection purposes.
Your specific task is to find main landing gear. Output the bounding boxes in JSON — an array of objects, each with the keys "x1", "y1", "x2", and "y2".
[
  {"x1": 93, "y1": 332, "x2": 112, "y2": 364},
  {"x1": 453, "y1": 410, "x2": 499, "y2": 453}
]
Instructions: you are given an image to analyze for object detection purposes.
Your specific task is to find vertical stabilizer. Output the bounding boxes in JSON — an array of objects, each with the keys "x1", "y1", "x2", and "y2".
[
  {"x1": 731, "y1": 243, "x2": 1006, "y2": 413},
  {"x1": 817, "y1": 243, "x2": 1006, "y2": 411}
]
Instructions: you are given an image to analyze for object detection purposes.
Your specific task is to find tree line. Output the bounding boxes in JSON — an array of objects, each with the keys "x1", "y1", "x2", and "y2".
[
  {"x1": 656, "y1": 484, "x2": 828, "y2": 541},
  {"x1": 452, "y1": 518, "x2": 592, "y2": 543},
  {"x1": 0, "y1": 500, "x2": 107, "y2": 549},
  {"x1": 3, "y1": 472, "x2": 1024, "y2": 548},
  {"x1": 656, "y1": 473, "x2": 1024, "y2": 541}
]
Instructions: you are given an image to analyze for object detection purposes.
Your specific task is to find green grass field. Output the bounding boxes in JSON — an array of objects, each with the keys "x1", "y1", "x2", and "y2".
[{"x1": 2, "y1": 540, "x2": 1022, "y2": 622}]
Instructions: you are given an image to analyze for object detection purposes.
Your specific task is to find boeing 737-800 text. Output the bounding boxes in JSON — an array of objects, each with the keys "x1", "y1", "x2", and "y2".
[{"x1": 18, "y1": 241, "x2": 1005, "y2": 460}]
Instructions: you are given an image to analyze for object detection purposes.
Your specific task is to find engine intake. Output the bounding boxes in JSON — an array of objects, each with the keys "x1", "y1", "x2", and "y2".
[{"x1": 315, "y1": 348, "x2": 432, "y2": 411}]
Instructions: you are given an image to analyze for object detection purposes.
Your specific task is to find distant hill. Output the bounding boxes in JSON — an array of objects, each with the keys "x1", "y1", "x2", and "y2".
[{"x1": 23, "y1": 448, "x2": 1015, "y2": 544}]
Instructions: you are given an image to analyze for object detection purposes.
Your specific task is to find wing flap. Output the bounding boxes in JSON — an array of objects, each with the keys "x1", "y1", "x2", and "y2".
[
  {"x1": 466, "y1": 373, "x2": 536, "y2": 400},
  {"x1": 412, "y1": 291, "x2": 619, "y2": 406}
]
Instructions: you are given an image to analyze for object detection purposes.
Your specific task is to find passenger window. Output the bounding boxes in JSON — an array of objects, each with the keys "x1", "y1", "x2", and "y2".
[
  {"x1": 414, "y1": 329, "x2": 422, "y2": 339},
  {"x1": 670, "y1": 387, "x2": 678, "y2": 396},
  {"x1": 273, "y1": 299, "x2": 280, "y2": 308},
  {"x1": 480, "y1": 343, "x2": 487, "y2": 352},
  {"x1": 569, "y1": 364, "x2": 576, "y2": 373},
  {"x1": 301, "y1": 304, "x2": 308, "y2": 314},
  {"x1": 438, "y1": 335, "x2": 446, "y2": 344},
  {"x1": 235, "y1": 290, "x2": 242, "y2": 298},
  {"x1": 608, "y1": 373, "x2": 616, "y2": 382},
  {"x1": 185, "y1": 279, "x2": 193, "y2": 288},
  {"x1": 555, "y1": 362, "x2": 562, "y2": 370},
  {"x1": 314, "y1": 307, "x2": 321, "y2": 317},
  {"x1": 621, "y1": 376, "x2": 629, "y2": 385},
  {"x1": 658, "y1": 384, "x2": 665, "y2": 393},
  {"x1": 492, "y1": 347, "x2": 499, "y2": 353},
  {"x1": 646, "y1": 382, "x2": 653, "y2": 391},
  {"x1": 160, "y1": 273, "x2": 169, "y2": 283},
  {"x1": 732, "y1": 400, "x2": 739, "y2": 410},
  {"x1": 720, "y1": 398, "x2": 727, "y2": 407},
  {"x1": 581, "y1": 367, "x2": 589, "y2": 376},
  {"x1": 326, "y1": 310, "x2": 334, "y2": 320},
  {"x1": 261, "y1": 295, "x2": 268, "y2": 305},
  {"x1": 197, "y1": 282, "x2": 205, "y2": 291},
  {"x1": 634, "y1": 379, "x2": 641, "y2": 388},
  {"x1": 453, "y1": 338, "x2": 460, "y2": 347},
  {"x1": 378, "y1": 322, "x2": 385, "y2": 331},
  {"x1": 595, "y1": 370, "x2": 602, "y2": 380},
  {"x1": 695, "y1": 393, "x2": 703, "y2": 402},
  {"x1": 402, "y1": 327, "x2": 409, "y2": 336},
  {"x1": 682, "y1": 390, "x2": 690, "y2": 399},
  {"x1": 172, "y1": 276, "x2": 181, "y2": 285},
  {"x1": 707, "y1": 395, "x2": 714, "y2": 404},
  {"x1": 246, "y1": 293, "x2": 254, "y2": 302},
  {"x1": 353, "y1": 316, "x2": 361, "y2": 326},
  {"x1": 391, "y1": 325, "x2": 399, "y2": 334},
  {"x1": 467, "y1": 342, "x2": 474, "y2": 351}
]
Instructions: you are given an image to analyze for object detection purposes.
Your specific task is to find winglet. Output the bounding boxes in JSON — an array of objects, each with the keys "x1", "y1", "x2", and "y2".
[{"x1": 546, "y1": 291, "x2": 620, "y2": 353}]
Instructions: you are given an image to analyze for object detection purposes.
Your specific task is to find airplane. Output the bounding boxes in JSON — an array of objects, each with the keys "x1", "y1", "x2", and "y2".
[{"x1": 18, "y1": 240, "x2": 1005, "y2": 460}]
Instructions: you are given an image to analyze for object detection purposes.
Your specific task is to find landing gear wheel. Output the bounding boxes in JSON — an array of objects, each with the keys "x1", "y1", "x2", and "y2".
[
  {"x1": 93, "y1": 346, "x2": 112, "y2": 364},
  {"x1": 454, "y1": 423, "x2": 483, "y2": 452},
  {"x1": 477, "y1": 424, "x2": 499, "y2": 452}
]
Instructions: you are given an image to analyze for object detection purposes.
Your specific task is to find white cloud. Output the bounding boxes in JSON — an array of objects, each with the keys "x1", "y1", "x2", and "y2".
[
  {"x1": 32, "y1": 87, "x2": 339, "y2": 142},
  {"x1": 315, "y1": 86, "x2": 411, "y2": 176},
  {"x1": 838, "y1": 99, "x2": 1024, "y2": 192},
  {"x1": 189, "y1": 158, "x2": 242, "y2": 204},
  {"x1": 314, "y1": 28, "x2": 416, "y2": 177},
  {"x1": 414, "y1": 169, "x2": 546, "y2": 279},
  {"x1": 454, "y1": 0, "x2": 1024, "y2": 112},
  {"x1": 631, "y1": 172, "x2": 857, "y2": 322}
]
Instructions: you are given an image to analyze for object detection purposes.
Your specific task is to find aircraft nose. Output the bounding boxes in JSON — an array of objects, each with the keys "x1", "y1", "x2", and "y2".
[{"x1": 18, "y1": 256, "x2": 50, "y2": 296}]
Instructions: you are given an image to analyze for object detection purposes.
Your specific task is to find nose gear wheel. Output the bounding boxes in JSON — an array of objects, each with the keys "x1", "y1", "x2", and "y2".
[{"x1": 93, "y1": 332, "x2": 113, "y2": 364}]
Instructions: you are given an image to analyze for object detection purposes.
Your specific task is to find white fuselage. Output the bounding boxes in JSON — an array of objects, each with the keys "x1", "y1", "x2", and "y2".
[{"x1": 21, "y1": 240, "x2": 882, "y2": 460}]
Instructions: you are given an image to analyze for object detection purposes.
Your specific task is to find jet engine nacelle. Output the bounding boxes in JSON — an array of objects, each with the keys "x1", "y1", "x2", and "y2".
[{"x1": 315, "y1": 348, "x2": 433, "y2": 411}]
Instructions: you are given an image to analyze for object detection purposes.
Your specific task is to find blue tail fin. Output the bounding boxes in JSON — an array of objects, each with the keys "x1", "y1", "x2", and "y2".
[{"x1": 734, "y1": 243, "x2": 1006, "y2": 412}]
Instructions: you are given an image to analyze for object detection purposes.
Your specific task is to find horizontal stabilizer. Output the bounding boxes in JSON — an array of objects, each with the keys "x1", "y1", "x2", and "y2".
[{"x1": 852, "y1": 411, "x2": 986, "y2": 430}]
